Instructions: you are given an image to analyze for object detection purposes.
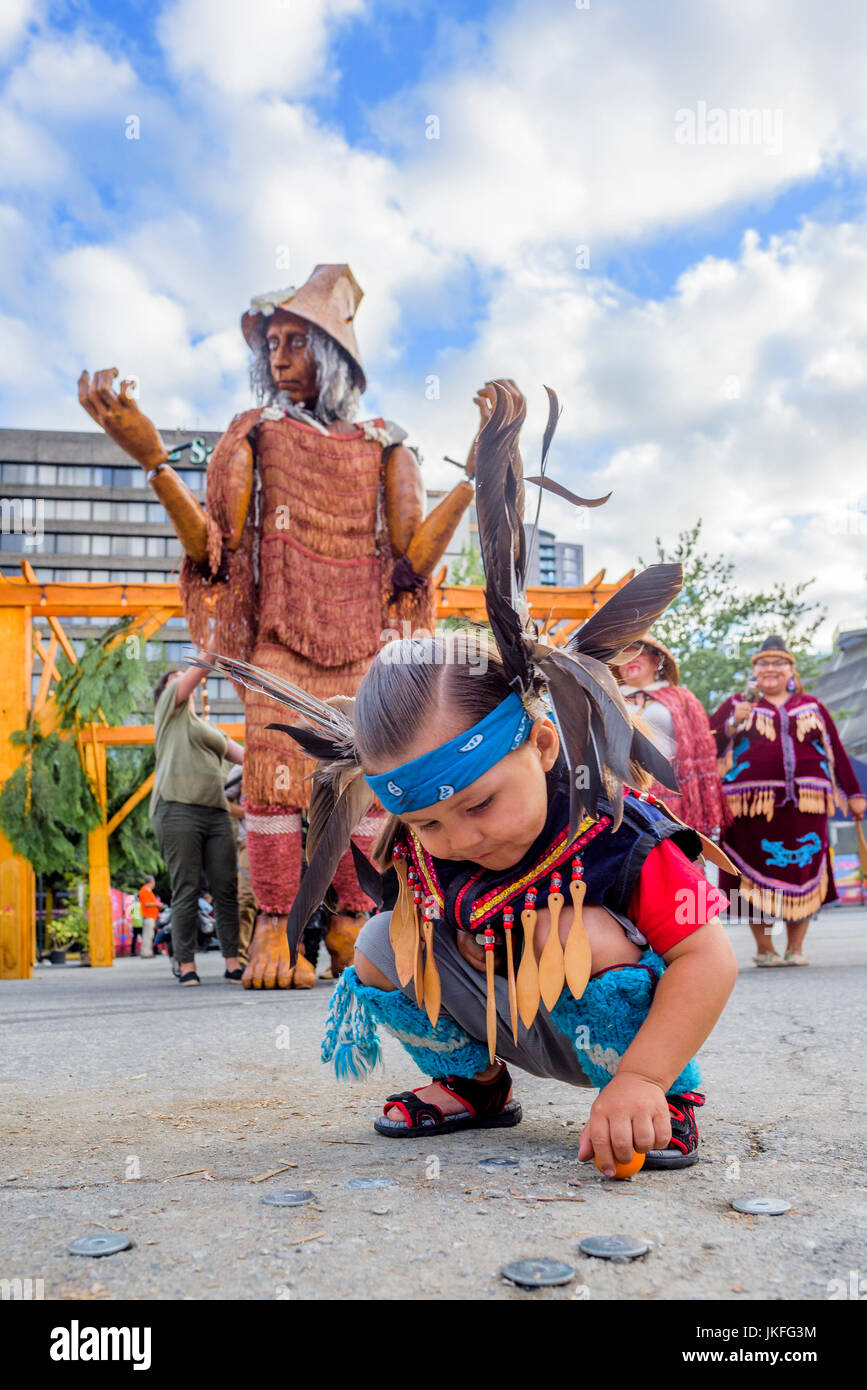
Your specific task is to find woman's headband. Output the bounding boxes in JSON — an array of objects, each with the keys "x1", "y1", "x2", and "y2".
[{"x1": 364, "y1": 691, "x2": 533, "y2": 814}]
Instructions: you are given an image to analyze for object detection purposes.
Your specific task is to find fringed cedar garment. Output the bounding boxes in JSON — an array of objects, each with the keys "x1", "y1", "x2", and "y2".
[
  {"x1": 642, "y1": 685, "x2": 728, "y2": 835},
  {"x1": 710, "y1": 693, "x2": 860, "y2": 922},
  {"x1": 180, "y1": 410, "x2": 432, "y2": 912}
]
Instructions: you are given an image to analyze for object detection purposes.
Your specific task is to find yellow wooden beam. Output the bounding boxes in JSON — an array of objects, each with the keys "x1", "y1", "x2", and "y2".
[
  {"x1": 92, "y1": 722, "x2": 245, "y2": 745},
  {"x1": 33, "y1": 632, "x2": 59, "y2": 715},
  {"x1": 106, "y1": 772, "x2": 155, "y2": 837},
  {"x1": 46, "y1": 614, "x2": 77, "y2": 665},
  {"x1": 0, "y1": 604, "x2": 35, "y2": 979},
  {"x1": 33, "y1": 631, "x2": 62, "y2": 684},
  {"x1": 82, "y1": 738, "x2": 112, "y2": 969},
  {"x1": 0, "y1": 576, "x2": 185, "y2": 618}
]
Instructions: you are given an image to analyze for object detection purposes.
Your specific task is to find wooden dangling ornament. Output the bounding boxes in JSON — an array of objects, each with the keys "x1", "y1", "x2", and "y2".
[
  {"x1": 421, "y1": 897, "x2": 442, "y2": 1027},
  {"x1": 484, "y1": 925, "x2": 497, "y2": 1063},
  {"x1": 391, "y1": 852, "x2": 421, "y2": 989},
  {"x1": 502, "y1": 904, "x2": 519, "y2": 1044},
  {"x1": 539, "y1": 871, "x2": 566, "y2": 1011},
  {"x1": 389, "y1": 846, "x2": 408, "y2": 951},
  {"x1": 516, "y1": 885, "x2": 540, "y2": 1029},
  {"x1": 410, "y1": 875, "x2": 425, "y2": 1009},
  {"x1": 564, "y1": 856, "x2": 592, "y2": 1000}
]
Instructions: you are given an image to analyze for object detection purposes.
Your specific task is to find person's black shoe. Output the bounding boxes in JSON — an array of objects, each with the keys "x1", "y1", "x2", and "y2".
[
  {"x1": 179, "y1": 970, "x2": 201, "y2": 987},
  {"x1": 224, "y1": 967, "x2": 244, "y2": 981},
  {"x1": 643, "y1": 1091, "x2": 704, "y2": 1169}
]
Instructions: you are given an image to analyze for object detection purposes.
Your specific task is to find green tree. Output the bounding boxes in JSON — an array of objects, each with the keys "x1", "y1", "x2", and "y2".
[
  {"x1": 106, "y1": 745, "x2": 164, "y2": 891},
  {"x1": 0, "y1": 617, "x2": 166, "y2": 883},
  {"x1": 0, "y1": 731, "x2": 99, "y2": 877},
  {"x1": 448, "y1": 541, "x2": 486, "y2": 587},
  {"x1": 639, "y1": 520, "x2": 826, "y2": 713}
]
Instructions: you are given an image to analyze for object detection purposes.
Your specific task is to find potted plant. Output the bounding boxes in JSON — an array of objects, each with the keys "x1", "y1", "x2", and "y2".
[
  {"x1": 45, "y1": 920, "x2": 72, "y2": 964},
  {"x1": 47, "y1": 905, "x2": 90, "y2": 965}
]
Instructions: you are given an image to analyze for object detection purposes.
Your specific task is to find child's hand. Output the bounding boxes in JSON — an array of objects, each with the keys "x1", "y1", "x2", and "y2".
[{"x1": 577, "y1": 1072, "x2": 671, "y2": 1176}]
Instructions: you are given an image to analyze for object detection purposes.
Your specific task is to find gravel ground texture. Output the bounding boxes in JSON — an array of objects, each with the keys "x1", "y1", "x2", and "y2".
[{"x1": 1, "y1": 910, "x2": 865, "y2": 1302}]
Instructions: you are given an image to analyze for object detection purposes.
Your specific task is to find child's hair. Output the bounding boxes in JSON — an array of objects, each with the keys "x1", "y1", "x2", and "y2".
[
  {"x1": 355, "y1": 632, "x2": 514, "y2": 767},
  {"x1": 358, "y1": 630, "x2": 655, "y2": 868},
  {"x1": 355, "y1": 630, "x2": 553, "y2": 867}
]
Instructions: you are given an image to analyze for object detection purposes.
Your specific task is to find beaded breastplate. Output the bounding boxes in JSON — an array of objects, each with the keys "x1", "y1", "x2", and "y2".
[{"x1": 387, "y1": 785, "x2": 701, "y2": 1061}]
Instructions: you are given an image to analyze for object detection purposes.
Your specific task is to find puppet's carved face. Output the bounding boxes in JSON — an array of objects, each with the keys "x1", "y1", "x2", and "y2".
[{"x1": 265, "y1": 309, "x2": 318, "y2": 407}]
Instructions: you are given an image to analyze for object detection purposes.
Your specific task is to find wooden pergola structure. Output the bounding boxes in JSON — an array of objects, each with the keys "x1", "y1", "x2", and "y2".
[{"x1": 0, "y1": 562, "x2": 634, "y2": 980}]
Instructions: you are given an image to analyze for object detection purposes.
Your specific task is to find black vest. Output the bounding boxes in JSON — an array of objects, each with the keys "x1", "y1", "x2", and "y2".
[{"x1": 386, "y1": 774, "x2": 701, "y2": 934}]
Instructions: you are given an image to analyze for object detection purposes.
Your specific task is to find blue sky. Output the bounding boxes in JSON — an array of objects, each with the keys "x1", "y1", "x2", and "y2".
[{"x1": 2, "y1": 0, "x2": 867, "y2": 639}]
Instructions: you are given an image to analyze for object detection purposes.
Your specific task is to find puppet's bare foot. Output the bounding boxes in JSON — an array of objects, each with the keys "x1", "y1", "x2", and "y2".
[
  {"x1": 292, "y1": 947, "x2": 316, "y2": 989},
  {"x1": 243, "y1": 913, "x2": 298, "y2": 990},
  {"x1": 325, "y1": 912, "x2": 366, "y2": 977}
]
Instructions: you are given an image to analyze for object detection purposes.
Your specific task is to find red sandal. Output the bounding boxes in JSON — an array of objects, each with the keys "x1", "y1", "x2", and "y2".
[{"x1": 373, "y1": 1061, "x2": 523, "y2": 1137}]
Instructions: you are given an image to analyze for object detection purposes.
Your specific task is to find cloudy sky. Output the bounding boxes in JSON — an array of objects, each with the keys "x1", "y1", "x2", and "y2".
[{"x1": 2, "y1": 0, "x2": 866, "y2": 642}]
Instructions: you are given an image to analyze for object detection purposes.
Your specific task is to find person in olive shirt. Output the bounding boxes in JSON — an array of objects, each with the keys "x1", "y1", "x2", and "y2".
[{"x1": 150, "y1": 658, "x2": 245, "y2": 986}]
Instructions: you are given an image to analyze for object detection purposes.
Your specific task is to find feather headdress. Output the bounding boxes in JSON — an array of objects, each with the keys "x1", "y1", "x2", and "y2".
[
  {"x1": 188, "y1": 378, "x2": 684, "y2": 961},
  {"x1": 472, "y1": 380, "x2": 681, "y2": 839}
]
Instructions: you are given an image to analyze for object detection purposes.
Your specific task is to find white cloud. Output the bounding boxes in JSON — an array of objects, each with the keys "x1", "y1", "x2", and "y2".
[
  {"x1": 378, "y1": 0, "x2": 867, "y2": 261},
  {"x1": 0, "y1": 106, "x2": 65, "y2": 185},
  {"x1": 0, "y1": 0, "x2": 39, "y2": 61},
  {"x1": 2, "y1": 0, "x2": 867, "y2": 646},
  {"x1": 156, "y1": 0, "x2": 366, "y2": 99},
  {"x1": 4, "y1": 36, "x2": 137, "y2": 116}
]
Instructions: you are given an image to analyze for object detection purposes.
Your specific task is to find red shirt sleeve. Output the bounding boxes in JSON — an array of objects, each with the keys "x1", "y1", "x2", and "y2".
[{"x1": 627, "y1": 840, "x2": 727, "y2": 955}]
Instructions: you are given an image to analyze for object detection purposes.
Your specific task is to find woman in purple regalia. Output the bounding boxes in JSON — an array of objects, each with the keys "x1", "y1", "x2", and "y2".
[{"x1": 710, "y1": 636, "x2": 866, "y2": 966}]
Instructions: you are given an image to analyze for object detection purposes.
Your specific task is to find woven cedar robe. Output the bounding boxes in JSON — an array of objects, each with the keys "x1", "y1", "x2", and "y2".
[
  {"x1": 180, "y1": 408, "x2": 434, "y2": 914},
  {"x1": 709, "y1": 692, "x2": 860, "y2": 920},
  {"x1": 634, "y1": 685, "x2": 728, "y2": 836}
]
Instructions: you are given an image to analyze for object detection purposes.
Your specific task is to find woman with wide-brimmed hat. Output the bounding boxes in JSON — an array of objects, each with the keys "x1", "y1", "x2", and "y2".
[
  {"x1": 613, "y1": 632, "x2": 727, "y2": 837},
  {"x1": 710, "y1": 636, "x2": 866, "y2": 966}
]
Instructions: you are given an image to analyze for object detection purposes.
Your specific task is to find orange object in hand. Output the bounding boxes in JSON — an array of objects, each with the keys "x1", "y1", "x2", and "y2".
[{"x1": 594, "y1": 1149, "x2": 646, "y2": 1179}]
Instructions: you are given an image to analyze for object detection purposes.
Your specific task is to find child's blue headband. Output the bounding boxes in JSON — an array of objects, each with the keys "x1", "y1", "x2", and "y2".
[{"x1": 364, "y1": 691, "x2": 533, "y2": 814}]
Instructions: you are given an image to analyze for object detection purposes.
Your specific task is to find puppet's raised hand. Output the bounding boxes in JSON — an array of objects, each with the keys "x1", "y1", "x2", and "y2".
[{"x1": 78, "y1": 367, "x2": 168, "y2": 472}]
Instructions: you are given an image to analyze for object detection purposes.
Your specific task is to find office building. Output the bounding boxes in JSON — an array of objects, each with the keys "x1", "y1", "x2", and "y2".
[{"x1": 0, "y1": 426, "x2": 243, "y2": 718}]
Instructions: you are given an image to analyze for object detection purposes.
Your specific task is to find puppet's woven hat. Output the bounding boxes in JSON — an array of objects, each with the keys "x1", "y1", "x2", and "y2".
[
  {"x1": 615, "y1": 631, "x2": 680, "y2": 685},
  {"x1": 241, "y1": 263, "x2": 366, "y2": 390},
  {"x1": 751, "y1": 634, "x2": 794, "y2": 666}
]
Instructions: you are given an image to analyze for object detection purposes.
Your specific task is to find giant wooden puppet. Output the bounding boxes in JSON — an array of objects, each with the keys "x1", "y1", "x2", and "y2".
[{"x1": 79, "y1": 264, "x2": 477, "y2": 988}]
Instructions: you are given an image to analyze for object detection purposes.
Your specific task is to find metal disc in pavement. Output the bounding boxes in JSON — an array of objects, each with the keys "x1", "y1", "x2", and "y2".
[
  {"x1": 68, "y1": 1234, "x2": 132, "y2": 1257},
  {"x1": 262, "y1": 1189, "x2": 316, "y2": 1207},
  {"x1": 479, "y1": 1156, "x2": 519, "y2": 1169},
  {"x1": 346, "y1": 1177, "x2": 393, "y2": 1190},
  {"x1": 731, "y1": 1197, "x2": 791, "y2": 1216},
  {"x1": 579, "y1": 1234, "x2": 650, "y2": 1260},
  {"x1": 502, "y1": 1258, "x2": 575, "y2": 1289}
]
